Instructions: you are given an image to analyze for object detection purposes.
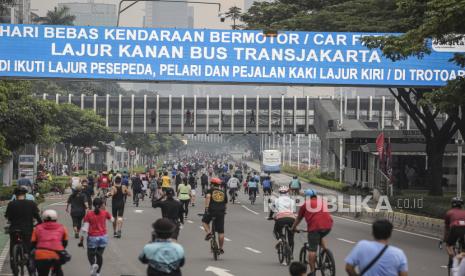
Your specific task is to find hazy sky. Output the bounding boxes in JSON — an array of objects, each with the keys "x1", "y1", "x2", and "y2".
[{"x1": 31, "y1": 0, "x2": 244, "y2": 28}]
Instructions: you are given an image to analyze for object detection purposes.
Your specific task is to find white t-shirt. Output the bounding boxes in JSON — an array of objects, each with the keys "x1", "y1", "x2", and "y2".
[
  {"x1": 227, "y1": 177, "x2": 240, "y2": 189},
  {"x1": 71, "y1": 177, "x2": 80, "y2": 190}
]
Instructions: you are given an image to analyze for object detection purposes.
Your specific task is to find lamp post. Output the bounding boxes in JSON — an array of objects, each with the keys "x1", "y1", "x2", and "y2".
[
  {"x1": 117, "y1": 0, "x2": 223, "y2": 27},
  {"x1": 457, "y1": 106, "x2": 463, "y2": 199}
]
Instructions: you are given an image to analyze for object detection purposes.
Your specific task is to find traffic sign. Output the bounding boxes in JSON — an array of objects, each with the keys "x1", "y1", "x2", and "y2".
[
  {"x1": 84, "y1": 147, "x2": 92, "y2": 155},
  {"x1": 129, "y1": 150, "x2": 136, "y2": 156}
]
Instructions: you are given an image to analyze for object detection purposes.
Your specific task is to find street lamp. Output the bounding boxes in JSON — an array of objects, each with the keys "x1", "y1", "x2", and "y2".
[
  {"x1": 117, "y1": 0, "x2": 223, "y2": 27},
  {"x1": 457, "y1": 106, "x2": 463, "y2": 199}
]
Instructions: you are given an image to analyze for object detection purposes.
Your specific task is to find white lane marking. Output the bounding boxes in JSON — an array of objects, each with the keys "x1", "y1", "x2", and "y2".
[
  {"x1": 0, "y1": 240, "x2": 10, "y2": 273},
  {"x1": 205, "y1": 266, "x2": 235, "y2": 276},
  {"x1": 337, "y1": 238, "x2": 356, "y2": 244},
  {"x1": 441, "y1": 265, "x2": 448, "y2": 269},
  {"x1": 200, "y1": 226, "x2": 205, "y2": 231},
  {"x1": 241, "y1": 205, "x2": 259, "y2": 215},
  {"x1": 134, "y1": 209, "x2": 143, "y2": 213},
  {"x1": 244, "y1": 247, "x2": 262, "y2": 254},
  {"x1": 334, "y1": 216, "x2": 440, "y2": 241},
  {"x1": 47, "y1": 200, "x2": 67, "y2": 206},
  {"x1": 225, "y1": 237, "x2": 231, "y2": 242},
  {"x1": 186, "y1": 220, "x2": 194, "y2": 224}
]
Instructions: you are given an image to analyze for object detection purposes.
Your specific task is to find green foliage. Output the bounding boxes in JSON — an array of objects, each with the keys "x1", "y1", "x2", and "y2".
[
  {"x1": 120, "y1": 134, "x2": 184, "y2": 158},
  {"x1": 0, "y1": 81, "x2": 57, "y2": 161},
  {"x1": 225, "y1": 6, "x2": 243, "y2": 30},
  {"x1": 281, "y1": 165, "x2": 344, "y2": 191},
  {"x1": 35, "y1": 6, "x2": 76, "y2": 25},
  {"x1": 390, "y1": 191, "x2": 452, "y2": 218}
]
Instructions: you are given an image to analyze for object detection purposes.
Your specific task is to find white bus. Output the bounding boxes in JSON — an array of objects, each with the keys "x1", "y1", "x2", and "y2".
[{"x1": 262, "y1": 150, "x2": 281, "y2": 173}]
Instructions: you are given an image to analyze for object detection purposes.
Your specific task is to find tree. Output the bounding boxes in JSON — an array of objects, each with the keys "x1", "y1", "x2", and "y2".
[
  {"x1": 51, "y1": 104, "x2": 112, "y2": 170},
  {"x1": 242, "y1": 0, "x2": 456, "y2": 195},
  {"x1": 225, "y1": 6, "x2": 243, "y2": 30},
  {"x1": 35, "y1": 6, "x2": 76, "y2": 25},
  {"x1": 0, "y1": 81, "x2": 56, "y2": 162}
]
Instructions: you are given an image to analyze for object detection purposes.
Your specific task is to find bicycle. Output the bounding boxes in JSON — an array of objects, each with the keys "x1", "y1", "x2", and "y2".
[
  {"x1": 276, "y1": 225, "x2": 293, "y2": 266},
  {"x1": 199, "y1": 214, "x2": 221, "y2": 261},
  {"x1": 297, "y1": 230, "x2": 336, "y2": 276},
  {"x1": 133, "y1": 191, "x2": 143, "y2": 207},
  {"x1": 249, "y1": 188, "x2": 257, "y2": 205},
  {"x1": 10, "y1": 230, "x2": 29, "y2": 276},
  {"x1": 439, "y1": 239, "x2": 463, "y2": 276},
  {"x1": 229, "y1": 188, "x2": 238, "y2": 204}
]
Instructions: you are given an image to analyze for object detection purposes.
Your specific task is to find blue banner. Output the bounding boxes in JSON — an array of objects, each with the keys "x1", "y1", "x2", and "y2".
[{"x1": 0, "y1": 24, "x2": 463, "y2": 87}]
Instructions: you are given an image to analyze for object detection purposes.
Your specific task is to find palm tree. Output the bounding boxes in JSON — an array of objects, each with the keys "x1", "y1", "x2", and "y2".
[
  {"x1": 35, "y1": 6, "x2": 76, "y2": 25},
  {"x1": 225, "y1": 6, "x2": 242, "y2": 30}
]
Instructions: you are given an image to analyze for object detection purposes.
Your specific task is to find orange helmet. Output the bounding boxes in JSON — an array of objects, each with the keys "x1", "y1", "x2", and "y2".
[{"x1": 210, "y1": 177, "x2": 222, "y2": 185}]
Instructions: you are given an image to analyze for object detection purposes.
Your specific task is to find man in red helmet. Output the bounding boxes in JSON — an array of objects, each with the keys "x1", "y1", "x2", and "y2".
[{"x1": 202, "y1": 177, "x2": 228, "y2": 255}]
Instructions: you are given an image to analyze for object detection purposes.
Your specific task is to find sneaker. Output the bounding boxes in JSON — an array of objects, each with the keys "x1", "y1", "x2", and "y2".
[
  {"x1": 113, "y1": 232, "x2": 118, "y2": 238},
  {"x1": 117, "y1": 230, "x2": 122, "y2": 238},
  {"x1": 74, "y1": 232, "x2": 79, "y2": 239},
  {"x1": 205, "y1": 233, "x2": 212, "y2": 241},
  {"x1": 219, "y1": 248, "x2": 224, "y2": 255},
  {"x1": 90, "y1": 264, "x2": 99, "y2": 276}
]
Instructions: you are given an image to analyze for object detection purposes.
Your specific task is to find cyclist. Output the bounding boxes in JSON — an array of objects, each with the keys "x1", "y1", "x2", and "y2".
[
  {"x1": 131, "y1": 174, "x2": 143, "y2": 205},
  {"x1": 66, "y1": 184, "x2": 89, "y2": 238},
  {"x1": 175, "y1": 172, "x2": 183, "y2": 193},
  {"x1": 269, "y1": 186, "x2": 296, "y2": 257},
  {"x1": 139, "y1": 218, "x2": 185, "y2": 276},
  {"x1": 5, "y1": 187, "x2": 42, "y2": 273},
  {"x1": 152, "y1": 188, "x2": 184, "y2": 240},
  {"x1": 97, "y1": 171, "x2": 110, "y2": 198},
  {"x1": 149, "y1": 175, "x2": 158, "y2": 200},
  {"x1": 201, "y1": 172, "x2": 209, "y2": 196},
  {"x1": 17, "y1": 173, "x2": 33, "y2": 193},
  {"x1": 247, "y1": 176, "x2": 258, "y2": 203},
  {"x1": 291, "y1": 189, "x2": 333, "y2": 275},
  {"x1": 177, "y1": 180, "x2": 192, "y2": 219},
  {"x1": 262, "y1": 176, "x2": 272, "y2": 196},
  {"x1": 79, "y1": 198, "x2": 113, "y2": 276},
  {"x1": 161, "y1": 171, "x2": 172, "y2": 193},
  {"x1": 202, "y1": 177, "x2": 228, "y2": 254},
  {"x1": 289, "y1": 176, "x2": 301, "y2": 196},
  {"x1": 70, "y1": 172, "x2": 81, "y2": 192},
  {"x1": 31, "y1": 210, "x2": 69, "y2": 276},
  {"x1": 226, "y1": 174, "x2": 240, "y2": 202},
  {"x1": 188, "y1": 172, "x2": 197, "y2": 206},
  {"x1": 445, "y1": 197, "x2": 465, "y2": 257},
  {"x1": 109, "y1": 176, "x2": 131, "y2": 238}
]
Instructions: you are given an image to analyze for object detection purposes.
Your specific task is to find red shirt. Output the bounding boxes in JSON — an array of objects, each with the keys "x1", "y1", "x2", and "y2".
[
  {"x1": 83, "y1": 210, "x2": 112, "y2": 237},
  {"x1": 98, "y1": 176, "x2": 110, "y2": 189},
  {"x1": 445, "y1": 208, "x2": 465, "y2": 229},
  {"x1": 298, "y1": 197, "x2": 333, "y2": 232}
]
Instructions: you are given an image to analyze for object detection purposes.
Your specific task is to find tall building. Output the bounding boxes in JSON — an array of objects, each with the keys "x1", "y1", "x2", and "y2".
[
  {"x1": 0, "y1": 0, "x2": 31, "y2": 24},
  {"x1": 57, "y1": 0, "x2": 116, "y2": 26},
  {"x1": 144, "y1": 1, "x2": 194, "y2": 28}
]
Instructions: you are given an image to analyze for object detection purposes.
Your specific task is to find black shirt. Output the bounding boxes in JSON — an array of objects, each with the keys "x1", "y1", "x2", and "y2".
[
  {"x1": 201, "y1": 174, "x2": 208, "y2": 186},
  {"x1": 207, "y1": 188, "x2": 227, "y2": 214},
  {"x1": 152, "y1": 198, "x2": 184, "y2": 224},
  {"x1": 5, "y1": 199, "x2": 42, "y2": 233},
  {"x1": 67, "y1": 191, "x2": 88, "y2": 217},
  {"x1": 188, "y1": 176, "x2": 196, "y2": 189},
  {"x1": 132, "y1": 177, "x2": 143, "y2": 192}
]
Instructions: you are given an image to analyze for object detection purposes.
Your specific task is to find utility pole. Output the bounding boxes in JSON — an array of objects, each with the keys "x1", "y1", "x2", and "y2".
[{"x1": 458, "y1": 106, "x2": 463, "y2": 199}]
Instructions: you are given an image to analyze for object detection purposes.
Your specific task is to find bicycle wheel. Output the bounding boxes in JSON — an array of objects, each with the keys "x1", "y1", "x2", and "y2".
[
  {"x1": 299, "y1": 245, "x2": 307, "y2": 264},
  {"x1": 12, "y1": 244, "x2": 25, "y2": 276},
  {"x1": 320, "y1": 249, "x2": 336, "y2": 276},
  {"x1": 277, "y1": 242, "x2": 284, "y2": 264},
  {"x1": 211, "y1": 238, "x2": 218, "y2": 261}
]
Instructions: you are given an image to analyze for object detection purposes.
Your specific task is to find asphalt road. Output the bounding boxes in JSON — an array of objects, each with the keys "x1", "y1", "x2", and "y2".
[{"x1": 0, "y1": 169, "x2": 449, "y2": 276}]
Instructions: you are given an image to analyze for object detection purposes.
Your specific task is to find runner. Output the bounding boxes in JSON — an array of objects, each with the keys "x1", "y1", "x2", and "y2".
[
  {"x1": 79, "y1": 198, "x2": 113, "y2": 276},
  {"x1": 66, "y1": 184, "x2": 89, "y2": 238},
  {"x1": 177, "y1": 180, "x2": 192, "y2": 219},
  {"x1": 109, "y1": 176, "x2": 131, "y2": 238}
]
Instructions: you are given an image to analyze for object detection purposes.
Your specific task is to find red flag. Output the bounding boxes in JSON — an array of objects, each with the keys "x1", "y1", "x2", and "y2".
[{"x1": 376, "y1": 132, "x2": 385, "y2": 162}]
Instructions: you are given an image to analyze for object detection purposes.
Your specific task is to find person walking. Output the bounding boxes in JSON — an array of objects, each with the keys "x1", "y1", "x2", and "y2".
[
  {"x1": 345, "y1": 219, "x2": 408, "y2": 276},
  {"x1": 152, "y1": 188, "x2": 184, "y2": 240},
  {"x1": 177, "y1": 181, "x2": 192, "y2": 219},
  {"x1": 79, "y1": 198, "x2": 113, "y2": 276},
  {"x1": 66, "y1": 184, "x2": 89, "y2": 238}
]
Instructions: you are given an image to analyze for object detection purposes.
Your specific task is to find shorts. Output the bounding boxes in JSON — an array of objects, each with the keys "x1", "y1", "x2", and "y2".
[
  {"x1": 71, "y1": 215, "x2": 84, "y2": 229},
  {"x1": 202, "y1": 212, "x2": 225, "y2": 234},
  {"x1": 447, "y1": 226, "x2": 465, "y2": 247},
  {"x1": 191, "y1": 189, "x2": 196, "y2": 196},
  {"x1": 87, "y1": 235, "x2": 108, "y2": 249},
  {"x1": 112, "y1": 205, "x2": 125, "y2": 218},
  {"x1": 162, "y1": 187, "x2": 171, "y2": 193},
  {"x1": 307, "y1": 229, "x2": 331, "y2": 252}
]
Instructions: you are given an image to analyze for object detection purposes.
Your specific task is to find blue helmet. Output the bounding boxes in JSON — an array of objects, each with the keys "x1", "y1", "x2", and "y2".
[{"x1": 304, "y1": 189, "x2": 317, "y2": 198}]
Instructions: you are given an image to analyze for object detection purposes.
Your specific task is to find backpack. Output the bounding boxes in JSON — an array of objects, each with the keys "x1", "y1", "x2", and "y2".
[
  {"x1": 290, "y1": 179, "x2": 300, "y2": 189},
  {"x1": 263, "y1": 179, "x2": 271, "y2": 188}
]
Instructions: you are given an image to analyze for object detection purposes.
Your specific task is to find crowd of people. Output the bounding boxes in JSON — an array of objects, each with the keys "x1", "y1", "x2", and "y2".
[{"x1": 15, "y1": 151, "x2": 465, "y2": 276}]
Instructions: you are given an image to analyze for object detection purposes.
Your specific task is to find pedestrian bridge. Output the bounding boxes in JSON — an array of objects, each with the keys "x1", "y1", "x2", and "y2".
[{"x1": 39, "y1": 94, "x2": 408, "y2": 135}]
